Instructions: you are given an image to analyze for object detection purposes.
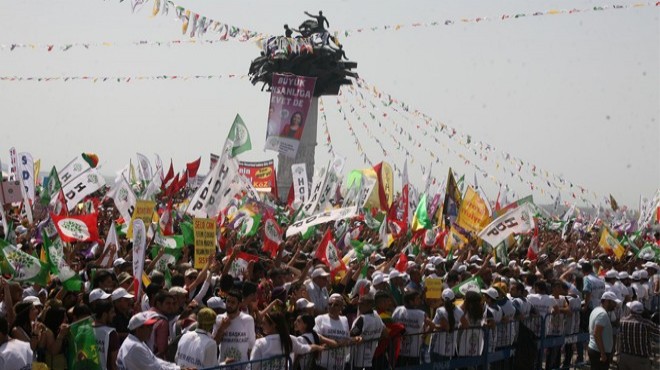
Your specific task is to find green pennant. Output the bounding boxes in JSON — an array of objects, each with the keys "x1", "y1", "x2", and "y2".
[
  {"x1": 239, "y1": 214, "x2": 262, "y2": 238},
  {"x1": 67, "y1": 317, "x2": 102, "y2": 370},
  {"x1": 180, "y1": 221, "x2": 194, "y2": 246},
  {"x1": 227, "y1": 114, "x2": 252, "y2": 157},
  {"x1": 40, "y1": 166, "x2": 61, "y2": 205},
  {"x1": 301, "y1": 225, "x2": 316, "y2": 240},
  {"x1": 42, "y1": 232, "x2": 82, "y2": 292},
  {"x1": 0, "y1": 239, "x2": 49, "y2": 286},
  {"x1": 452, "y1": 275, "x2": 485, "y2": 297},
  {"x1": 152, "y1": 230, "x2": 184, "y2": 272}
]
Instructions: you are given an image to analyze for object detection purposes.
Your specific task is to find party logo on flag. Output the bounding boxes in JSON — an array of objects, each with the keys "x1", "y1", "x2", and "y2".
[{"x1": 264, "y1": 218, "x2": 282, "y2": 244}]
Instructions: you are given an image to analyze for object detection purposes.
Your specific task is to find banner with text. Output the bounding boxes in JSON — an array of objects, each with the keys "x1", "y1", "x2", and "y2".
[
  {"x1": 238, "y1": 160, "x2": 278, "y2": 198},
  {"x1": 193, "y1": 218, "x2": 216, "y2": 269},
  {"x1": 265, "y1": 73, "x2": 316, "y2": 158}
]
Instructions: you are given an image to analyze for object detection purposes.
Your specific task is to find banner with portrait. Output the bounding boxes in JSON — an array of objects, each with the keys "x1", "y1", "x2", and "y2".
[
  {"x1": 265, "y1": 73, "x2": 316, "y2": 158},
  {"x1": 238, "y1": 160, "x2": 278, "y2": 198}
]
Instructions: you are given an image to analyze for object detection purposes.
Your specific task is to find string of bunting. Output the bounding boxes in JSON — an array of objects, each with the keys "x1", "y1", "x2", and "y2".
[
  {"x1": 341, "y1": 2, "x2": 659, "y2": 37},
  {"x1": 3, "y1": 2, "x2": 656, "y2": 52},
  {"x1": 336, "y1": 92, "x2": 373, "y2": 167},
  {"x1": 353, "y1": 79, "x2": 601, "y2": 208},
  {"x1": 0, "y1": 74, "x2": 247, "y2": 82},
  {"x1": 318, "y1": 98, "x2": 336, "y2": 156}
]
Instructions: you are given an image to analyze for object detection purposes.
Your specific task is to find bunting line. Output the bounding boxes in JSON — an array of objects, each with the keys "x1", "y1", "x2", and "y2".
[
  {"x1": 318, "y1": 98, "x2": 336, "y2": 156},
  {"x1": 0, "y1": 74, "x2": 247, "y2": 82},
  {"x1": 352, "y1": 78, "x2": 602, "y2": 208},
  {"x1": 341, "y1": 2, "x2": 659, "y2": 37},
  {"x1": 2, "y1": 2, "x2": 656, "y2": 52}
]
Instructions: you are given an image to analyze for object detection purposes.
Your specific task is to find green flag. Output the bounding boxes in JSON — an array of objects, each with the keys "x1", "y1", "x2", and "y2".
[
  {"x1": 42, "y1": 232, "x2": 83, "y2": 291},
  {"x1": 301, "y1": 225, "x2": 316, "y2": 240},
  {"x1": 67, "y1": 317, "x2": 102, "y2": 370},
  {"x1": 239, "y1": 214, "x2": 262, "y2": 238},
  {"x1": 638, "y1": 243, "x2": 660, "y2": 261},
  {"x1": 0, "y1": 239, "x2": 49, "y2": 285},
  {"x1": 152, "y1": 229, "x2": 184, "y2": 271},
  {"x1": 227, "y1": 114, "x2": 252, "y2": 157},
  {"x1": 41, "y1": 166, "x2": 61, "y2": 205},
  {"x1": 180, "y1": 221, "x2": 194, "y2": 246},
  {"x1": 411, "y1": 194, "x2": 431, "y2": 231},
  {"x1": 452, "y1": 275, "x2": 485, "y2": 297}
]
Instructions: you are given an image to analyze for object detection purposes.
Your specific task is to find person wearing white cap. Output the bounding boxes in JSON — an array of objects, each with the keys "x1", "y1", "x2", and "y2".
[
  {"x1": 388, "y1": 270, "x2": 405, "y2": 306},
  {"x1": 314, "y1": 294, "x2": 350, "y2": 370},
  {"x1": 618, "y1": 300, "x2": 659, "y2": 370},
  {"x1": 295, "y1": 298, "x2": 315, "y2": 315},
  {"x1": 587, "y1": 291, "x2": 618, "y2": 370},
  {"x1": 306, "y1": 268, "x2": 330, "y2": 314},
  {"x1": 644, "y1": 262, "x2": 660, "y2": 312},
  {"x1": 614, "y1": 272, "x2": 631, "y2": 302},
  {"x1": 0, "y1": 315, "x2": 33, "y2": 370},
  {"x1": 429, "y1": 289, "x2": 465, "y2": 361},
  {"x1": 206, "y1": 297, "x2": 226, "y2": 315},
  {"x1": 89, "y1": 288, "x2": 112, "y2": 305},
  {"x1": 111, "y1": 288, "x2": 135, "y2": 343},
  {"x1": 92, "y1": 299, "x2": 119, "y2": 370},
  {"x1": 116, "y1": 311, "x2": 186, "y2": 370},
  {"x1": 630, "y1": 270, "x2": 648, "y2": 308},
  {"x1": 604, "y1": 270, "x2": 623, "y2": 301}
]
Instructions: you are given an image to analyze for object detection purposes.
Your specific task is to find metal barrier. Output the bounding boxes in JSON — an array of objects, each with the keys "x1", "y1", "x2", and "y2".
[
  {"x1": 200, "y1": 354, "x2": 291, "y2": 370},
  {"x1": 199, "y1": 314, "x2": 593, "y2": 370}
]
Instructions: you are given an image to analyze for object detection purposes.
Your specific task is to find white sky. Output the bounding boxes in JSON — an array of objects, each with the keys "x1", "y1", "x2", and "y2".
[{"x1": 0, "y1": 0, "x2": 658, "y2": 208}]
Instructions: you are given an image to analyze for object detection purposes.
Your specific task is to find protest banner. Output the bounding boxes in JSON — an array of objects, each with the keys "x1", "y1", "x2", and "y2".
[
  {"x1": 425, "y1": 277, "x2": 443, "y2": 299},
  {"x1": 286, "y1": 206, "x2": 358, "y2": 237},
  {"x1": 478, "y1": 202, "x2": 535, "y2": 247},
  {"x1": 194, "y1": 218, "x2": 216, "y2": 268},
  {"x1": 264, "y1": 73, "x2": 316, "y2": 158},
  {"x1": 238, "y1": 160, "x2": 278, "y2": 198},
  {"x1": 127, "y1": 200, "x2": 155, "y2": 238}
]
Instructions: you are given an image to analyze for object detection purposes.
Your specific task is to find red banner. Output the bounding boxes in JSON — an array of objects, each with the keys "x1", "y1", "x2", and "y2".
[{"x1": 238, "y1": 160, "x2": 278, "y2": 198}]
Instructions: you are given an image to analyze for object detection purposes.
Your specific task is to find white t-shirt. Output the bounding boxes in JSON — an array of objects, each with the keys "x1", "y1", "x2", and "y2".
[
  {"x1": 116, "y1": 334, "x2": 180, "y2": 370},
  {"x1": 250, "y1": 334, "x2": 311, "y2": 370},
  {"x1": 392, "y1": 306, "x2": 426, "y2": 358},
  {"x1": 93, "y1": 324, "x2": 117, "y2": 370},
  {"x1": 213, "y1": 311, "x2": 256, "y2": 364},
  {"x1": 431, "y1": 306, "x2": 463, "y2": 357},
  {"x1": 0, "y1": 339, "x2": 33, "y2": 370},
  {"x1": 350, "y1": 312, "x2": 384, "y2": 367},
  {"x1": 306, "y1": 281, "x2": 329, "y2": 313},
  {"x1": 175, "y1": 329, "x2": 218, "y2": 369},
  {"x1": 584, "y1": 274, "x2": 605, "y2": 310},
  {"x1": 314, "y1": 314, "x2": 350, "y2": 370}
]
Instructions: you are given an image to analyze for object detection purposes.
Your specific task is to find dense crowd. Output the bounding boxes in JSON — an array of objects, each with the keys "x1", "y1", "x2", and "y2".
[{"x1": 0, "y1": 183, "x2": 658, "y2": 370}]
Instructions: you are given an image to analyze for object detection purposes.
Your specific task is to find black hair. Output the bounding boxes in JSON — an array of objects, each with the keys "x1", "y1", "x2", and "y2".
[
  {"x1": 242, "y1": 281, "x2": 258, "y2": 298},
  {"x1": 12, "y1": 302, "x2": 34, "y2": 336},
  {"x1": 92, "y1": 270, "x2": 115, "y2": 289},
  {"x1": 153, "y1": 290, "x2": 174, "y2": 306},
  {"x1": 93, "y1": 299, "x2": 115, "y2": 318},
  {"x1": 403, "y1": 290, "x2": 420, "y2": 307},
  {"x1": 264, "y1": 312, "x2": 292, "y2": 356},
  {"x1": 73, "y1": 303, "x2": 92, "y2": 320},
  {"x1": 444, "y1": 296, "x2": 457, "y2": 331},
  {"x1": 219, "y1": 274, "x2": 235, "y2": 293},
  {"x1": 44, "y1": 306, "x2": 67, "y2": 338},
  {"x1": 0, "y1": 316, "x2": 8, "y2": 336}
]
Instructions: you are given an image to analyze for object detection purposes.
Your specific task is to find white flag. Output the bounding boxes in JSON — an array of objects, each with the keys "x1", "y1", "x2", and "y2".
[
  {"x1": 132, "y1": 219, "x2": 146, "y2": 297},
  {"x1": 301, "y1": 165, "x2": 328, "y2": 217},
  {"x1": 58, "y1": 155, "x2": 91, "y2": 187},
  {"x1": 478, "y1": 203, "x2": 536, "y2": 247},
  {"x1": 358, "y1": 176, "x2": 377, "y2": 209},
  {"x1": 142, "y1": 167, "x2": 163, "y2": 200},
  {"x1": 186, "y1": 143, "x2": 238, "y2": 219},
  {"x1": 100, "y1": 221, "x2": 119, "y2": 267},
  {"x1": 286, "y1": 206, "x2": 358, "y2": 237},
  {"x1": 136, "y1": 153, "x2": 153, "y2": 183},
  {"x1": 62, "y1": 168, "x2": 106, "y2": 211},
  {"x1": 107, "y1": 177, "x2": 137, "y2": 223},
  {"x1": 17, "y1": 152, "x2": 35, "y2": 204},
  {"x1": 291, "y1": 163, "x2": 309, "y2": 206}
]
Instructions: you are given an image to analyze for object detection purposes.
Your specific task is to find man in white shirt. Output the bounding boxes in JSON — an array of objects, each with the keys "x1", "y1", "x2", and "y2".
[
  {"x1": 350, "y1": 293, "x2": 385, "y2": 370},
  {"x1": 314, "y1": 294, "x2": 352, "y2": 370},
  {"x1": 306, "y1": 268, "x2": 330, "y2": 314},
  {"x1": 0, "y1": 316, "x2": 32, "y2": 370},
  {"x1": 392, "y1": 290, "x2": 430, "y2": 367},
  {"x1": 176, "y1": 308, "x2": 218, "y2": 368},
  {"x1": 213, "y1": 289, "x2": 256, "y2": 365},
  {"x1": 116, "y1": 311, "x2": 188, "y2": 370},
  {"x1": 93, "y1": 299, "x2": 120, "y2": 370}
]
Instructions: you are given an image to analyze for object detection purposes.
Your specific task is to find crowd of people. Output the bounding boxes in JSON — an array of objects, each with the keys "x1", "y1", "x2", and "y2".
[{"x1": 0, "y1": 180, "x2": 658, "y2": 370}]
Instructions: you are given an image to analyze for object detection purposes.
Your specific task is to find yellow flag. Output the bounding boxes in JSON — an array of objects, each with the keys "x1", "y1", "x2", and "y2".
[
  {"x1": 446, "y1": 225, "x2": 468, "y2": 251},
  {"x1": 33, "y1": 159, "x2": 41, "y2": 187},
  {"x1": 599, "y1": 228, "x2": 625, "y2": 260},
  {"x1": 457, "y1": 186, "x2": 491, "y2": 233}
]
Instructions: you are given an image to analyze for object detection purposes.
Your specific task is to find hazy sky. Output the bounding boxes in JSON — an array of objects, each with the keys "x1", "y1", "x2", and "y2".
[{"x1": 0, "y1": 0, "x2": 657, "y2": 208}]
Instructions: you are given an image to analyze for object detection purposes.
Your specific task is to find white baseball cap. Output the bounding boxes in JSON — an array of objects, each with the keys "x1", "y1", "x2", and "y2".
[
  {"x1": 605, "y1": 270, "x2": 618, "y2": 279},
  {"x1": 207, "y1": 297, "x2": 226, "y2": 310},
  {"x1": 23, "y1": 296, "x2": 43, "y2": 307},
  {"x1": 127, "y1": 311, "x2": 159, "y2": 330},
  {"x1": 626, "y1": 301, "x2": 644, "y2": 314},
  {"x1": 113, "y1": 258, "x2": 127, "y2": 268},
  {"x1": 389, "y1": 270, "x2": 401, "y2": 280},
  {"x1": 372, "y1": 274, "x2": 385, "y2": 286},
  {"x1": 295, "y1": 298, "x2": 315, "y2": 311},
  {"x1": 311, "y1": 268, "x2": 330, "y2": 279},
  {"x1": 618, "y1": 271, "x2": 629, "y2": 280},
  {"x1": 442, "y1": 288, "x2": 455, "y2": 301},
  {"x1": 601, "y1": 291, "x2": 621, "y2": 304},
  {"x1": 481, "y1": 287, "x2": 499, "y2": 299},
  {"x1": 89, "y1": 288, "x2": 111, "y2": 303},
  {"x1": 111, "y1": 288, "x2": 135, "y2": 301}
]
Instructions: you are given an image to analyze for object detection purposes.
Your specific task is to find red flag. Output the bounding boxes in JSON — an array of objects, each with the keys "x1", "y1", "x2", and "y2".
[
  {"x1": 166, "y1": 173, "x2": 179, "y2": 196},
  {"x1": 262, "y1": 216, "x2": 283, "y2": 258},
  {"x1": 395, "y1": 252, "x2": 408, "y2": 273},
  {"x1": 527, "y1": 221, "x2": 539, "y2": 261},
  {"x1": 286, "y1": 185, "x2": 295, "y2": 207},
  {"x1": 315, "y1": 229, "x2": 346, "y2": 278},
  {"x1": 495, "y1": 188, "x2": 502, "y2": 212},
  {"x1": 50, "y1": 212, "x2": 99, "y2": 242},
  {"x1": 186, "y1": 157, "x2": 201, "y2": 178},
  {"x1": 159, "y1": 200, "x2": 174, "y2": 236},
  {"x1": 163, "y1": 160, "x2": 174, "y2": 186},
  {"x1": 177, "y1": 171, "x2": 188, "y2": 192},
  {"x1": 372, "y1": 162, "x2": 388, "y2": 210}
]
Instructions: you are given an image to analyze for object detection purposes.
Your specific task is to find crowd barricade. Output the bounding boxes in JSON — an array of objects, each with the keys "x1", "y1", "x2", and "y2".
[
  {"x1": 201, "y1": 313, "x2": 596, "y2": 370},
  {"x1": 201, "y1": 354, "x2": 291, "y2": 370}
]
